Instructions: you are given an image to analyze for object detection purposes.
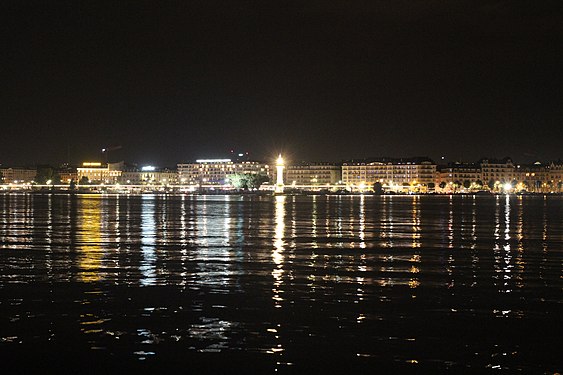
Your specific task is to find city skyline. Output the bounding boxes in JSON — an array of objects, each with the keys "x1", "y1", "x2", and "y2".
[
  {"x1": 2, "y1": 1, "x2": 563, "y2": 166},
  {"x1": 2, "y1": 154, "x2": 562, "y2": 195}
]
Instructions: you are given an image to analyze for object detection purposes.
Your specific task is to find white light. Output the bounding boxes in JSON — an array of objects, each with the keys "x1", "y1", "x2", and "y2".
[
  {"x1": 503, "y1": 183, "x2": 513, "y2": 191},
  {"x1": 142, "y1": 166, "x2": 156, "y2": 171},
  {"x1": 46, "y1": 180, "x2": 52, "y2": 185}
]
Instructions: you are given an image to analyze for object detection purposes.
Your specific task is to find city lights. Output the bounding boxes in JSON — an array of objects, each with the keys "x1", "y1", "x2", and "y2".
[{"x1": 1, "y1": 155, "x2": 562, "y2": 194}]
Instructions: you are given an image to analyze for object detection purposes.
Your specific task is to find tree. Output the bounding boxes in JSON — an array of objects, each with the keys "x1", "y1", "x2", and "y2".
[
  {"x1": 373, "y1": 181, "x2": 383, "y2": 195},
  {"x1": 246, "y1": 174, "x2": 269, "y2": 189},
  {"x1": 69, "y1": 179, "x2": 76, "y2": 190},
  {"x1": 487, "y1": 179, "x2": 496, "y2": 191},
  {"x1": 475, "y1": 180, "x2": 483, "y2": 188},
  {"x1": 439, "y1": 181, "x2": 447, "y2": 189},
  {"x1": 427, "y1": 182, "x2": 435, "y2": 190},
  {"x1": 228, "y1": 173, "x2": 247, "y2": 190},
  {"x1": 463, "y1": 180, "x2": 471, "y2": 189},
  {"x1": 228, "y1": 173, "x2": 269, "y2": 190},
  {"x1": 35, "y1": 165, "x2": 60, "y2": 185},
  {"x1": 80, "y1": 176, "x2": 89, "y2": 185}
]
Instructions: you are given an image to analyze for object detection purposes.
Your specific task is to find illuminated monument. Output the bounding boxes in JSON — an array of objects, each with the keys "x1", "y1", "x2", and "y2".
[{"x1": 275, "y1": 154, "x2": 285, "y2": 194}]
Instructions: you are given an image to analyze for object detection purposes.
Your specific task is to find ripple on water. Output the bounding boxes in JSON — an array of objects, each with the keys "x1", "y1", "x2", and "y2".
[{"x1": 0, "y1": 194, "x2": 561, "y2": 372}]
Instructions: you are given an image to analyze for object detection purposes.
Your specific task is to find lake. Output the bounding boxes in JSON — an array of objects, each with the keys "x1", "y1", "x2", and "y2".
[{"x1": 0, "y1": 193, "x2": 561, "y2": 373}]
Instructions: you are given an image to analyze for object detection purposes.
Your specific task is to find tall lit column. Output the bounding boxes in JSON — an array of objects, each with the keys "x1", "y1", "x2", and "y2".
[{"x1": 275, "y1": 154, "x2": 285, "y2": 194}]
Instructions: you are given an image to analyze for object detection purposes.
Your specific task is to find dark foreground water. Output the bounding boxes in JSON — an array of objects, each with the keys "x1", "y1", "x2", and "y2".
[{"x1": 0, "y1": 193, "x2": 561, "y2": 373}]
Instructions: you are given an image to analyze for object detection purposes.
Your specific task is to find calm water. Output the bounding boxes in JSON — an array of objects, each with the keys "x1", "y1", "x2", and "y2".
[{"x1": 0, "y1": 193, "x2": 561, "y2": 373}]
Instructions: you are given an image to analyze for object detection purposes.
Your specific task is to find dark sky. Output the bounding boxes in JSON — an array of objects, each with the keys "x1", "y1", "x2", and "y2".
[{"x1": 2, "y1": 0, "x2": 562, "y2": 167}]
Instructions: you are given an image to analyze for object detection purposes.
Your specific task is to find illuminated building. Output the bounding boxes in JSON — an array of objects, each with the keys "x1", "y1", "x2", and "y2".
[
  {"x1": 342, "y1": 157, "x2": 436, "y2": 192},
  {"x1": 77, "y1": 162, "x2": 123, "y2": 184},
  {"x1": 389, "y1": 159, "x2": 435, "y2": 188},
  {"x1": 517, "y1": 161, "x2": 558, "y2": 193},
  {"x1": 0, "y1": 166, "x2": 37, "y2": 183},
  {"x1": 548, "y1": 161, "x2": 563, "y2": 192},
  {"x1": 177, "y1": 159, "x2": 270, "y2": 185},
  {"x1": 437, "y1": 162, "x2": 482, "y2": 191},
  {"x1": 120, "y1": 166, "x2": 178, "y2": 185},
  {"x1": 58, "y1": 164, "x2": 78, "y2": 184},
  {"x1": 479, "y1": 157, "x2": 517, "y2": 187},
  {"x1": 342, "y1": 161, "x2": 388, "y2": 187},
  {"x1": 286, "y1": 162, "x2": 341, "y2": 185}
]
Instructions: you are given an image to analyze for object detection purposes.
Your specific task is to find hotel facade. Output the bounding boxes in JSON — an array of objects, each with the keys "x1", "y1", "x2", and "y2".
[
  {"x1": 0, "y1": 167, "x2": 37, "y2": 183},
  {"x1": 342, "y1": 158, "x2": 436, "y2": 192},
  {"x1": 285, "y1": 162, "x2": 342, "y2": 186},
  {"x1": 77, "y1": 162, "x2": 123, "y2": 184},
  {"x1": 177, "y1": 159, "x2": 270, "y2": 185}
]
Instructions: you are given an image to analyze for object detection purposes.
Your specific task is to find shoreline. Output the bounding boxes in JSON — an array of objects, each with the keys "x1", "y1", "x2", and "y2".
[{"x1": 1, "y1": 189, "x2": 561, "y2": 197}]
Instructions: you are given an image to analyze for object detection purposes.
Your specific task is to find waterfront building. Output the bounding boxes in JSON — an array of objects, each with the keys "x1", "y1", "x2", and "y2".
[
  {"x1": 341, "y1": 160, "x2": 391, "y2": 188},
  {"x1": 389, "y1": 158, "x2": 436, "y2": 189},
  {"x1": 437, "y1": 162, "x2": 482, "y2": 191},
  {"x1": 517, "y1": 162, "x2": 555, "y2": 193},
  {"x1": 548, "y1": 161, "x2": 563, "y2": 192},
  {"x1": 479, "y1": 157, "x2": 517, "y2": 189},
  {"x1": 342, "y1": 157, "x2": 436, "y2": 192},
  {"x1": 0, "y1": 167, "x2": 37, "y2": 183},
  {"x1": 286, "y1": 162, "x2": 342, "y2": 186},
  {"x1": 120, "y1": 166, "x2": 178, "y2": 185},
  {"x1": 77, "y1": 162, "x2": 122, "y2": 184},
  {"x1": 177, "y1": 159, "x2": 270, "y2": 185},
  {"x1": 341, "y1": 161, "x2": 370, "y2": 187},
  {"x1": 58, "y1": 164, "x2": 78, "y2": 184}
]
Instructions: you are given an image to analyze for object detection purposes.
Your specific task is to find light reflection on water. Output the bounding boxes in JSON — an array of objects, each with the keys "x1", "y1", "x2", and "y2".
[{"x1": 0, "y1": 194, "x2": 562, "y2": 372}]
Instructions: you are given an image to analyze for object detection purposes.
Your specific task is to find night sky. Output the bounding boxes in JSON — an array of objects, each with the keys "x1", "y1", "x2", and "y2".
[{"x1": 2, "y1": 0, "x2": 562, "y2": 167}]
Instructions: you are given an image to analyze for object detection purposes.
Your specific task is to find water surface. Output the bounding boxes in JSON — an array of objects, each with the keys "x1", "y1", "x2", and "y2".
[{"x1": 0, "y1": 194, "x2": 561, "y2": 372}]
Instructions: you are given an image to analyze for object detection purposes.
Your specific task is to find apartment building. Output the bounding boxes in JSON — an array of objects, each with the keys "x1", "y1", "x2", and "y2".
[
  {"x1": 286, "y1": 162, "x2": 342, "y2": 186},
  {"x1": 0, "y1": 167, "x2": 37, "y2": 183},
  {"x1": 177, "y1": 159, "x2": 270, "y2": 185},
  {"x1": 342, "y1": 157, "x2": 436, "y2": 191}
]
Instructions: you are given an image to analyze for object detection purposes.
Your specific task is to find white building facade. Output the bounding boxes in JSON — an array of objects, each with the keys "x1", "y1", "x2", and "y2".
[
  {"x1": 177, "y1": 159, "x2": 270, "y2": 185},
  {"x1": 342, "y1": 158, "x2": 436, "y2": 191}
]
